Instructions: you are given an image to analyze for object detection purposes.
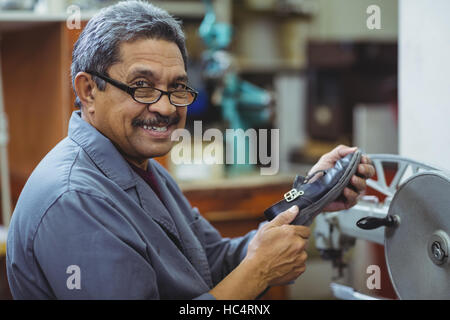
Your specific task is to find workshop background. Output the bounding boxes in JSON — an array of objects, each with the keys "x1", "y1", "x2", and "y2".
[{"x1": 0, "y1": 0, "x2": 449, "y2": 300}]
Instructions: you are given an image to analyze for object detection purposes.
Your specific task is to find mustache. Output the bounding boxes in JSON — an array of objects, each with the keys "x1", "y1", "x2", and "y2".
[{"x1": 132, "y1": 114, "x2": 181, "y2": 127}]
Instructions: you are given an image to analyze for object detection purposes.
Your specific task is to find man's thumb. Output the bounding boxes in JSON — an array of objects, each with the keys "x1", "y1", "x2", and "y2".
[
  {"x1": 270, "y1": 205, "x2": 299, "y2": 226},
  {"x1": 335, "y1": 145, "x2": 358, "y2": 158}
]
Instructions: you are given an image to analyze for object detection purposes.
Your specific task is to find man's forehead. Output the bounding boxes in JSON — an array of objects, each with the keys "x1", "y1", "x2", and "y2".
[
  {"x1": 115, "y1": 39, "x2": 186, "y2": 79},
  {"x1": 127, "y1": 67, "x2": 188, "y2": 82},
  {"x1": 119, "y1": 38, "x2": 184, "y2": 66}
]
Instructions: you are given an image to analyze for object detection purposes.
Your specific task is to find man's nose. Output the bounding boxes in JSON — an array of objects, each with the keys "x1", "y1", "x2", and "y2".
[{"x1": 147, "y1": 94, "x2": 177, "y2": 116}]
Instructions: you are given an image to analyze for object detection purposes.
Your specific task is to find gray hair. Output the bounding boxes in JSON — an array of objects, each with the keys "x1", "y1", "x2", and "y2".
[{"x1": 71, "y1": 0, "x2": 187, "y2": 108}]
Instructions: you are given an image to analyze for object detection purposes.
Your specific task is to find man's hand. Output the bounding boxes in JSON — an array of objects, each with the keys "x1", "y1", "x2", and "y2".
[
  {"x1": 308, "y1": 145, "x2": 375, "y2": 212},
  {"x1": 244, "y1": 205, "x2": 310, "y2": 286},
  {"x1": 209, "y1": 205, "x2": 310, "y2": 299}
]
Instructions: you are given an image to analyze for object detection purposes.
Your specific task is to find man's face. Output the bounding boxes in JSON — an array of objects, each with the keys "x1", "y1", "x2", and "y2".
[{"x1": 86, "y1": 38, "x2": 188, "y2": 166}]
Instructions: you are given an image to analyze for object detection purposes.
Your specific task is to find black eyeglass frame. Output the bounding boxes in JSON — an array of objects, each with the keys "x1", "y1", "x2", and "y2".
[{"x1": 86, "y1": 71, "x2": 198, "y2": 107}]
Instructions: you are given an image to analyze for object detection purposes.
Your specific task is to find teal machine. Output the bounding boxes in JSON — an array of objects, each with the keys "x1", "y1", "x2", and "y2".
[{"x1": 199, "y1": 0, "x2": 272, "y2": 175}]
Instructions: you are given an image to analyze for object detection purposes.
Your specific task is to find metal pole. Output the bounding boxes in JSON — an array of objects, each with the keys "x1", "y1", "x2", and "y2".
[{"x1": 0, "y1": 36, "x2": 12, "y2": 228}]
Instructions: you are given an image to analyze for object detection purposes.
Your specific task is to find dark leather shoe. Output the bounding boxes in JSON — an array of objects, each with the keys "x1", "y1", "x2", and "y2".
[{"x1": 264, "y1": 150, "x2": 362, "y2": 226}]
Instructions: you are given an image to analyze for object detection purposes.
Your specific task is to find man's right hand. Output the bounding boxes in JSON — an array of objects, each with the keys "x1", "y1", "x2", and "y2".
[
  {"x1": 245, "y1": 205, "x2": 310, "y2": 287},
  {"x1": 209, "y1": 205, "x2": 310, "y2": 299}
]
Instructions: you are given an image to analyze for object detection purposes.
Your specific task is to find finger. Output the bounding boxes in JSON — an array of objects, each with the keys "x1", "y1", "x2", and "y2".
[
  {"x1": 311, "y1": 146, "x2": 358, "y2": 176},
  {"x1": 343, "y1": 187, "x2": 359, "y2": 206},
  {"x1": 344, "y1": 186, "x2": 359, "y2": 199},
  {"x1": 323, "y1": 201, "x2": 347, "y2": 212},
  {"x1": 295, "y1": 261, "x2": 306, "y2": 269},
  {"x1": 295, "y1": 264, "x2": 307, "y2": 275},
  {"x1": 357, "y1": 163, "x2": 376, "y2": 179},
  {"x1": 335, "y1": 145, "x2": 358, "y2": 158},
  {"x1": 298, "y1": 250, "x2": 308, "y2": 263},
  {"x1": 269, "y1": 205, "x2": 299, "y2": 226},
  {"x1": 350, "y1": 175, "x2": 366, "y2": 193},
  {"x1": 291, "y1": 225, "x2": 311, "y2": 239},
  {"x1": 361, "y1": 155, "x2": 373, "y2": 165},
  {"x1": 291, "y1": 238, "x2": 308, "y2": 254}
]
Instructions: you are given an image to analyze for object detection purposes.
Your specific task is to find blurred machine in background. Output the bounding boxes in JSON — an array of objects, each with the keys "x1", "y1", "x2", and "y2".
[
  {"x1": 314, "y1": 154, "x2": 450, "y2": 299},
  {"x1": 198, "y1": 0, "x2": 272, "y2": 175}
]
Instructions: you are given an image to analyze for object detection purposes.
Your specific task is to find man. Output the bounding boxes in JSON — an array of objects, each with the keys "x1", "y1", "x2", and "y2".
[{"x1": 6, "y1": 1, "x2": 374, "y2": 299}]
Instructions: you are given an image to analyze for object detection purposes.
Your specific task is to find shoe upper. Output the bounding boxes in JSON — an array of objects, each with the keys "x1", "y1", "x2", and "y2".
[
  {"x1": 294, "y1": 152, "x2": 353, "y2": 204},
  {"x1": 264, "y1": 151, "x2": 358, "y2": 222}
]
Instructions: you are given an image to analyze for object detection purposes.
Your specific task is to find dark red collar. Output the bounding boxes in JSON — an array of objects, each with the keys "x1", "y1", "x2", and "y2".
[{"x1": 128, "y1": 162, "x2": 163, "y2": 201}]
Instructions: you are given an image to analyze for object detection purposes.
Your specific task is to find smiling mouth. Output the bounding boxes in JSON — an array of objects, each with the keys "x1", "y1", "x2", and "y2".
[
  {"x1": 138, "y1": 123, "x2": 174, "y2": 138},
  {"x1": 132, "y1": 114, "x2": 180, "y2": 133},
  {"x1": 132, "y1": 115, "x2": 180, "y2": 136},
  {"x1": 141, "y1": 124, "x2": 169, "y2": 132}
]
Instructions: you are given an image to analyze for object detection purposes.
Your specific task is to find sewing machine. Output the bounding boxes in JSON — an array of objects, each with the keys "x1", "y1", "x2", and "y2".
[{"x1": 314, "y1": 154, "x2": 450, "y2": 299}]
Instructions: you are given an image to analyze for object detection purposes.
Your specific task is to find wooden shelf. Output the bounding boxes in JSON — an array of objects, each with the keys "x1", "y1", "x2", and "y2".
[
  {"x1": 0, "y1": 1, "x2": 205, "y2": 32},
  {"x1": 0, "y1": 10, "x2": 91, "y2": 32}
]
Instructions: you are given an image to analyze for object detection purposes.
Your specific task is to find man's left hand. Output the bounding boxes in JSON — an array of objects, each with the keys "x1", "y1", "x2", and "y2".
[{"x1": 308, "y1": 145, "x2": 376, "y2": 212}]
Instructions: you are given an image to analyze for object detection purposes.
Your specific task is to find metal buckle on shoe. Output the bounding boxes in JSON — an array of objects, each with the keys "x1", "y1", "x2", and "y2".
[{"x1": 284, "y1": 188, "x2": 304, "y2": 202}]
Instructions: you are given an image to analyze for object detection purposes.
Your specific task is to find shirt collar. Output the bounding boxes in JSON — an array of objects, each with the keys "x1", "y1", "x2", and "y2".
[{"x1": 68, "y1": 110, "x2": 137, "y2": 190}]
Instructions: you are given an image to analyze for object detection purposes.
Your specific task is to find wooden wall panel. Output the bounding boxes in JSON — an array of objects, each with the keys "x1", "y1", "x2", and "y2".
[{"x1": 2, "y1": 23, "x2": 67, "y2": 184}]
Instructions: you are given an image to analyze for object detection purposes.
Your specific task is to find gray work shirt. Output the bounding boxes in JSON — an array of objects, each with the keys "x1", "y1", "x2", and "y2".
[{"x1": 6, "y1": 110, "x2": 256, "y2": 299}]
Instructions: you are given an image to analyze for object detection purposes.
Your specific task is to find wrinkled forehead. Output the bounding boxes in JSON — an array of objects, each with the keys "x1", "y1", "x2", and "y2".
[{"x1": 113, "y1": 38, "x2": 187, "y2": 81}]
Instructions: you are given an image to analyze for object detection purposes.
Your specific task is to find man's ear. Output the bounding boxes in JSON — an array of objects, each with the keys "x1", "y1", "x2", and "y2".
[{"x1": 74, "y1": 72, "x2": 97, "y2": 113}]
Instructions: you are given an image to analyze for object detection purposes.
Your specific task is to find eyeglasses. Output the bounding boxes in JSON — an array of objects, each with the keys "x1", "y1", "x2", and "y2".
[{"x1": 86, "y1": 71, "x2": 198, "y2": 107}]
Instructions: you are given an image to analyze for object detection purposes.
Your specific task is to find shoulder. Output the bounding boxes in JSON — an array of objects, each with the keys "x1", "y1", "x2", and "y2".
[
  {"x1": 10, "y1": 139, "x2": 79, "y2": 234},
  {"x1": 9, "y1": 138, "x2": 116, "y2": 248},
  {"x1": 35, "y1": 189, "x2": 114, "y2": 236}
]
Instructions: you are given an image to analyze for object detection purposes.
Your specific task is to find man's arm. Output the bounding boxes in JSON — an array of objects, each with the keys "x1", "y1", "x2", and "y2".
[{"x1": 32, "y1": 191, "x2": 159, "y2": 299}]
